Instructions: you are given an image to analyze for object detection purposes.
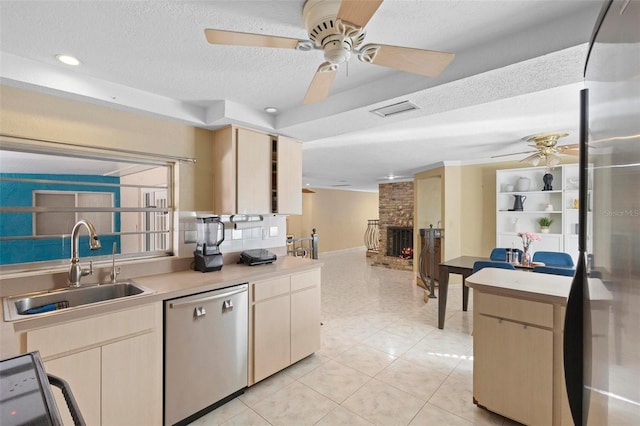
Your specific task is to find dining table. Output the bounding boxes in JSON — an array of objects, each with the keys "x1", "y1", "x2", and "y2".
[
  {"x1": 436, "y1": 256, "x2": 535, "y2": 329},
  {"x1": 436, "y1": 256, "x2": 487, "y2": 329}
]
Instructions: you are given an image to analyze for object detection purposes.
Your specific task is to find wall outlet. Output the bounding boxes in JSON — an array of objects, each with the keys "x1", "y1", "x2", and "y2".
[{"x1": 270, "y1": 226, "x2": 279, "y2": 237}]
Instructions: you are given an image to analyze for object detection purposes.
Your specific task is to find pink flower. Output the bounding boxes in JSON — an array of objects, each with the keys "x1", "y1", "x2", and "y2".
[{"x1": 517, "y1": 232, "x2": 541, "y2": 250}]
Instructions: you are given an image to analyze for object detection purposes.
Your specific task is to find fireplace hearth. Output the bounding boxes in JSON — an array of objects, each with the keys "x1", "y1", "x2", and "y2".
[{"x1": 371, "y1": 181, "x2": 414, "y2": 271}]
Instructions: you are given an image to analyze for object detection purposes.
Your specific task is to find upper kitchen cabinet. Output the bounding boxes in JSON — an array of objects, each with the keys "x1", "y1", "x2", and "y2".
[
  {"x1": 213, "y1": 126, "x2": 302, "y2": 215},
  {"x1": 274, "y1": 135, "x2": 302, "y2": 215}
]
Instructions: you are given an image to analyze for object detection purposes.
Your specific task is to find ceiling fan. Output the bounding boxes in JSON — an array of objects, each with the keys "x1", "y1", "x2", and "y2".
[
  {"x1": 204, "y1": 0, "x2": 454, "y2": 104},
  {"x1": 494, "y1": 132, "x2": 579, "y2": 167}
]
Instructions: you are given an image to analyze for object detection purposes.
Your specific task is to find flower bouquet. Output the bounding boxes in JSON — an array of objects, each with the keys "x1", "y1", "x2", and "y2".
[{"x1": 517, "y1": 232, "x2": 541, "y2": 266}]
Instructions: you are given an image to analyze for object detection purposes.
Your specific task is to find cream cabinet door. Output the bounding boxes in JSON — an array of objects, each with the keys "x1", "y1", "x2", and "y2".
[
  {"x1": 290, "y1": 284, "x2": 321, "y2": 363},
  {"x1": 253, "y1": 294, "x2": 291, "y2": 382},
  {"x1": 276, "y1": 136, "x2": 302, "y2": 215},
  {"x1": 102, "y1": 331, "x2": 162, "y2": 426},
  {"x1": 236, "y1": 128, "x2": 271, "y2": 214},
  {"x1": 290, "y1": 269, "x2": 321, "y2": 364},
  {"x1": 45, "y1": 348, "x2": 101, "y2": 426},
  {"x1": 474, "y1": 314, "x2": 553, "y2": 425}
]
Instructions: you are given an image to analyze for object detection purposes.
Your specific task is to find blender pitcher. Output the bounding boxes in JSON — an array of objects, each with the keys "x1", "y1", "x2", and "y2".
[{"x1": 194, "y1": 215, "x2": 225, "y2": 272}]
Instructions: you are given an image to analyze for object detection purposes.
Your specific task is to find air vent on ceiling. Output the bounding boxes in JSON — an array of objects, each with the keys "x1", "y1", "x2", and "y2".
[{"x1": 370, "y1": 101, "x2": 420, "y2": 118}]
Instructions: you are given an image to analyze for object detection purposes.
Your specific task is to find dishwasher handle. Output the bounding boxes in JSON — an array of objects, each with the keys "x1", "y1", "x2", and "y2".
[{"x1": 168, "y1": 285, "x2": 247, "y2": 309}]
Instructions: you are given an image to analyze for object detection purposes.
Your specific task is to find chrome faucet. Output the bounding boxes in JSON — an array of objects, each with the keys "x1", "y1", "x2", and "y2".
[{"x1": 68, "y1": 219, "x2": 102, "y2": 287}]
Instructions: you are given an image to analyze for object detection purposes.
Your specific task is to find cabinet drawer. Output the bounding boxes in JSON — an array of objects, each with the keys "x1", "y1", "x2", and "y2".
[
  {"x1": 476, "y1": 292, "x2": 553, "y2": 328},
  {"x1": 253, "y1": 276, "x2": 290, "y2": 302},
  {"x1": 291, "y1": 269, "x2": 320, "y2": 292},
  {"x1": 26, "y1": 303, "x2": 159, "y2": 359}
]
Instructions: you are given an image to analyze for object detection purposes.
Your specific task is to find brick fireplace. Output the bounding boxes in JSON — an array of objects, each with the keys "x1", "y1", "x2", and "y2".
[{"x1": 372, "y1": 181, "x2": 414, "y2": 271}]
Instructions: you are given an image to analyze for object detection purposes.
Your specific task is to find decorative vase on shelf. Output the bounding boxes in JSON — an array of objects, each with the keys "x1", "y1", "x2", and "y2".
[
  {"x1": 516, "y1": 177, "x2": 531, "y2": 192},
  {"x1": 542, "y1": 173, "x2": 553, "y2": 191},
  {"x1": 540, "y1": 226, "x2": 550, "y2": 234},
  {"x1": 522, "y1": 248, "x2": 532, "y2": 267}
]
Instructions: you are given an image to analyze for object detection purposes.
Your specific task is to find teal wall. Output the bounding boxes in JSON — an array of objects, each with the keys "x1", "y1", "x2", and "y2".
[{"x1": 0, "y1": 173, "x2": 120, "y2": 265}]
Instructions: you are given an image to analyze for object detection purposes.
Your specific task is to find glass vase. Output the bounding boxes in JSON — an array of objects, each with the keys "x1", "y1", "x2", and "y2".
[{"x1": 522, "y1": 248, "x2": 532, "y2": 267}]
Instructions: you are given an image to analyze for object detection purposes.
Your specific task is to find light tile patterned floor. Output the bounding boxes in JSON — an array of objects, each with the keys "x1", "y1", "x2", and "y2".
[{"x1": 191, "y1": 248, "x2": 517, "y2": 426}]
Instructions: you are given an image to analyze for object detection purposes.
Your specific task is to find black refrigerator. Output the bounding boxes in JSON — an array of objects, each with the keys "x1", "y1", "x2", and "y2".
[{"x1": 564, "y1": 0, "x2": 640, "y2": 424}]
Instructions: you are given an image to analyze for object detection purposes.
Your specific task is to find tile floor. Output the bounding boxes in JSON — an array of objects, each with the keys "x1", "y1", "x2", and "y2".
[{"x1": 191, "y1": 248, "x2": 517, "y2": 425}]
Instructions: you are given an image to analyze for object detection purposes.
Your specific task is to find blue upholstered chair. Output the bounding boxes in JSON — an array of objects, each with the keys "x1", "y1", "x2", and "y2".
[
  {"x1": 472, "y1": 260, "x2": 516, "y2": 274},
  {"x1": 532, "y1": 266, "x2": 575, "y2": 277},
  {"x1": 531, "y1": 251, "x2": 574, "y2": 267},
  {"x1": 490, "y1": 248, "x2": 523, "y2": 263}
]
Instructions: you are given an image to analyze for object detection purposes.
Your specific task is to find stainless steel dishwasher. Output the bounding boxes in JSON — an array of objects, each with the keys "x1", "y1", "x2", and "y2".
[{"x1": 164, "y1": 283, "x2": 248, "y2": 426}]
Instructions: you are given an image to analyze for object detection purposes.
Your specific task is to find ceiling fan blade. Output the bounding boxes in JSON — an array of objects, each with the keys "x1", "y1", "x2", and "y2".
[
  {"x1": 491, "y1": 150, "x2": 536, "y2": 159},
  {"x1": 204, "y1": 29, "x2": 301, "y2": 49},
  {"x1": 337, "y1": 0, "x2": 384, "y2": 28},
  {"x1": 363, "y1": 44, "x2": 454, "y2": 77},
  {"x1": 303, "y1": 63, "x2": 337, "y2": 104},
  {"x1": 520, "y1": 153, "x2": 543, "y2": 164},
  {"x1": 557, "y1": 144, "x2": 580, "y2": 152}
]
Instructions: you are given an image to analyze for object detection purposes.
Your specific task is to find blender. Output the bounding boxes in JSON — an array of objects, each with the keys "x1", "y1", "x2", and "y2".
[{"x1": 194, "y1": 215, "x2": 225, "y2": 272}]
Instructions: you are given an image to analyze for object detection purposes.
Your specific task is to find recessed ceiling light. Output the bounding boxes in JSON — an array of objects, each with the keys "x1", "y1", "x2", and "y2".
[
  {"x1": 264, "y1": 107, "x2": 278, "y2": 114},
  {"x1": 56, "y1": 54, "x2": 81, "y2": 66}
]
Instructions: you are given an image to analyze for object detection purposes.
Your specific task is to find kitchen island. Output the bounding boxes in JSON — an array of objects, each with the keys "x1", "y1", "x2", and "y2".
[{"x1": 466, "y1": 268, "x2": 573, "y2": 425}]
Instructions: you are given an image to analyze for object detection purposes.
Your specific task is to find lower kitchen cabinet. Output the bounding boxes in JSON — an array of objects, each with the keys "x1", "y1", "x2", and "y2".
[
  {"x1": 25, "y1": 303, "x2": 162, "y2": 425},
  {"x1": 474, "y1": 314, "x2": 553, "y2": 425},
  {"x1": 253, "y1": 287, "x2": 291, "y2": 382},
  {"x1": 250, "y1": 268, "x2": 321, "y2": 384},
  {"x1": 102, "y1": 331, "x2": 161, "y2": 425},
  {"x1": 290, "y1": 271, "x2": 321, "y2": 364},
  {"x1": 44, "y1": 347, "x2": 101, "y2": 425},
  {"x1": 472, "y1": 290, "x2": 571, "y2": 425}
]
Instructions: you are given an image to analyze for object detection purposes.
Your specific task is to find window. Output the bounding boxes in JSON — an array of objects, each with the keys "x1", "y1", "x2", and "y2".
[
  {"x1": 34, "y1": 191, "x2": 114, "y2": 235},
  {"x1": 0, "y1": 146, "x2": 174, "y2": 270}
]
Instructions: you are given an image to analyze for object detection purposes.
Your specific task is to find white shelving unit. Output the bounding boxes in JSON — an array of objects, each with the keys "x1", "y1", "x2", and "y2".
[{"x1": 496, "y1": 164, "x2": 591, "y2": 263}]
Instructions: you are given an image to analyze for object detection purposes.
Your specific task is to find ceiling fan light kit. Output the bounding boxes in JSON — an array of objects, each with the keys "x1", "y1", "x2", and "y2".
[
  {"x1": 519, "y1": 131, "x2": 577, "y2": 167},
  {"x1": 204, "y1": 0, "x2": 454, "y2": 104},
  {"x1": 488, "y1": 131, "x2": 579, "y2": 167}
]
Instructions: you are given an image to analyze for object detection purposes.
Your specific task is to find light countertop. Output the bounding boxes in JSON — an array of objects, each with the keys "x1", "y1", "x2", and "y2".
[
  {"x1": 1, "y1": 256, "x2": 322, "y2": 358},
  {"x1": 466, "y1": 268, "x2": 611, "y2": 305},
  {"x1": 466, "y1": 268, "x2": 572, "y2": 304}
]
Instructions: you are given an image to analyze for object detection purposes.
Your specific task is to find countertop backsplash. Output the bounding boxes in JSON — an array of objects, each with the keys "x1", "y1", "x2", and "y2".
[{"x1": 178, "y1": 211, "x2": 287, "y2": 260}]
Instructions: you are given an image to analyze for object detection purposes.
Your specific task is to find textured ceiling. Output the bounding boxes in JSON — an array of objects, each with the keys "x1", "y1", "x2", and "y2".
[{"x1": 0, "y1": 0, "x2": 604, "y2": 191}]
